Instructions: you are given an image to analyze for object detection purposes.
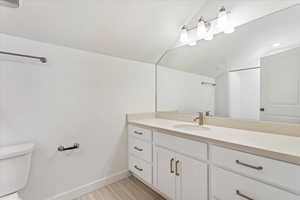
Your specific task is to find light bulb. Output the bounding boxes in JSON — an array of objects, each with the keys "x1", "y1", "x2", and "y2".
[
  {"x1": 217, "y1": 6, "x2": 228, "y2": 31},
  {"x1": 197, "y1": 17, "x2": 207, "y2": 38},
  {"x1": 204, "y1": 33, "x2": 213, "y2": 40},
  {"x1": 224, "y1": 25, "x2": 235, "y2": 34},
  {"x1": 189, "y1": 41, "x2": 197, "y2": 46},
  {"x1": 180, "y1": 26, "x2": 189, "y2": 43},
  {"x1": 204, "y1": 23, "x2": 214, "y2": 41}
]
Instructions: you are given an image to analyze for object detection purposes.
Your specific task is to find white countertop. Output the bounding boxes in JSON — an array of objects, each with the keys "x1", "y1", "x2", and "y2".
[{"x1": 128, "y1": 118, "x2": 300, "y2": 165}]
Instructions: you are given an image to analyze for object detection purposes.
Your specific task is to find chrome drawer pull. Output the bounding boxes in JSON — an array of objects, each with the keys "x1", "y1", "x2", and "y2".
[
  {"x1": 134, "y1": 131, "x2": 143, "y2": 135},
  {"x1": 134, "y1": 146, "x2": 143, "y2": 152},
  {"x1": 170, "y1": 158, "x2": 175, "y2": 174},
  {"x1": 134, "y1": 165, "x2": 143, "y2": 171},
  {"x1": 175, "y1": 160, "x2": 180, "y2": 176},
  {"x1": 236, "y1": 190, "x2": 254, "y2": 200},
  {"x1": 236, "y1": 160, "x2": 263, "y2": 170}
]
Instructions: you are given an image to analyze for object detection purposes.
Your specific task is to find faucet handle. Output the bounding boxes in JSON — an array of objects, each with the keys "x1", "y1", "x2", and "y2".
[
  {"x1": 194, "y1": 112, "x2": 204, "y2": 125},
  {"x1": 205, "y1": 111, "x2": 210, "y2": 116}
]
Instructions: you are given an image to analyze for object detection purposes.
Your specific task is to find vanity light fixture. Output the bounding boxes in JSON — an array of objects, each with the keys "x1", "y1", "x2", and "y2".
[
  {"x1": 180, "y1": 26, "x2": 189, "y2": 43},
  {"x1": 217, "y1": 7, "x2": 228, "y2": 30},
  {"x1": 180, "y1": 6, "x2": 234, "y2": 45},
  {"x1": 197, "y1": 17, "x2": 207, "y2": 38},
  {"x1": 204, "y1": 22, "x2": 214, "y2": 41},
  {"x1": 218, "y1": 6, "x2": 235, "y2": 34}
]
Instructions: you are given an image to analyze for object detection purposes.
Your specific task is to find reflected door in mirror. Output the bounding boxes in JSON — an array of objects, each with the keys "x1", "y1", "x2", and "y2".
[{"x1": 261, "y1": 47, "x2": 300, "y2": 123}]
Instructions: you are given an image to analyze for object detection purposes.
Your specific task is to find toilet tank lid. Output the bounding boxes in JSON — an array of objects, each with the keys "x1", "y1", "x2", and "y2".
[{"x1": 0, "y1": 143, "x2": 34, "y2": 160}]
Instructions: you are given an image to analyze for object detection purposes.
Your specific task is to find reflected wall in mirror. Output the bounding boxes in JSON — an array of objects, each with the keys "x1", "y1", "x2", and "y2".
[{"x1": 156, "y1": 4, "x2": 300, "y2": 124}]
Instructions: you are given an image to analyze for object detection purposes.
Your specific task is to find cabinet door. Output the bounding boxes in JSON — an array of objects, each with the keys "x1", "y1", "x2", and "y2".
[
  {"x1": 156, "y1": 147, "x2": 176, "y2": 199},
  {"x1": 175, "y1": 154, "x2": 208, "y2": 200}
]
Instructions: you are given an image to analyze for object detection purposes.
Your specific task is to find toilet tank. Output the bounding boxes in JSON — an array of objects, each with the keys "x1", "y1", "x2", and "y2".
[{"x1": 0, "y1": 143, "x2": 34, "y2": 197}]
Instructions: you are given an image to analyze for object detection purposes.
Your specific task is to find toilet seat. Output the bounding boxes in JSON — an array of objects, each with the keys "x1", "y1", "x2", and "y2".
[{"x1": 0, "y1": 193, "x2": 21, "y2": 200}]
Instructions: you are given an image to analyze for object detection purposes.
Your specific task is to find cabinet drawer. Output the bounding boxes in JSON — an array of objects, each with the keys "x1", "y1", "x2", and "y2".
[
  {"x1": 129, "y1": 156, "x2": 152, "y2": 184},
  {"x1": 211, "y1": 145, "x2": 300, "y2": 193},
  {"x1": 128, "y1": 125, "x2": 152, "y2": 141},
  {"x1": 211, "y1": 167, "x2": 299, "y2": 200},
  {"x1": 129, "y1": 137, "x2": 152, "y2": 162},
  {"x1": 154, "y1": 132, "x2": 207, "y2": 160}
]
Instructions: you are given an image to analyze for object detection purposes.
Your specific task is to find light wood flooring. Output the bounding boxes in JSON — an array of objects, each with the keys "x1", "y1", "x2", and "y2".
[{"x1": 75, "y1": 176, "x2": 165, "y2": 200}]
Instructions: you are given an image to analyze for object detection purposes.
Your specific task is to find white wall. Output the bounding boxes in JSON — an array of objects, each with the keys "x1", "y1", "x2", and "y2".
[
  {"x1": 157, "y1": 66, "x2": 215, "y2": 113},
  {"x1": 0, "y1": 34, "x2": 155, "y2": 200}
]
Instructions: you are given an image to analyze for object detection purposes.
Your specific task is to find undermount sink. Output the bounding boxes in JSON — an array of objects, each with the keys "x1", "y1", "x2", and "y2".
[{"x1": 173, "y1": 124, "x2": 210, "y2": 132}]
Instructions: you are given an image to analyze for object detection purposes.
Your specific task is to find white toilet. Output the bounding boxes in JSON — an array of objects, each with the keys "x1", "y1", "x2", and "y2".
[{"x1": 0, "y1": 143, "x2": 34, "y2": 200}]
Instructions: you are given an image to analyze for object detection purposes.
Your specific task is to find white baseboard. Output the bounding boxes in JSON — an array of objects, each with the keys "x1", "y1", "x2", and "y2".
[{"x1": 46, "y1": 170, "x2": 130, "y2": 200}]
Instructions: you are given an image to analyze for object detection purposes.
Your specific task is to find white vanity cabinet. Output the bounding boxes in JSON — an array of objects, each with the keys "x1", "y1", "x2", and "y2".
[
  {"x1": 175, "y1": 153, "x2": 208, "y2": 200},
  {"x1": 128, "y1": 125, "x2": 153, "y2": 185},
  {"x1": 211, "y1": 145, "x2": 300, "y2": 194},
  {"x1": 155, "y1": 147, "x2": 208, "y2": 200},
  {"x1": 211, "y1": 167, "x2": 299, "y2": 200},
  {"x1": 154, "y1": 132, "x2": 208, "y2": 200},
  {"x1": 210, "y1": 145, "x2": 300, "y2": 200},
  {"x1": 128, "y1": 123, "x2": 300, "y2": 200},
  {"x1": 155, "y1": 147, "x2": 176, "y2": 199}
]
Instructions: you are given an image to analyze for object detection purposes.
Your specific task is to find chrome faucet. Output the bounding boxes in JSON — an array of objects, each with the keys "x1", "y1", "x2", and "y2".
[{"x1": 193, "y1": 112, "x2": 204, "y2": 126}]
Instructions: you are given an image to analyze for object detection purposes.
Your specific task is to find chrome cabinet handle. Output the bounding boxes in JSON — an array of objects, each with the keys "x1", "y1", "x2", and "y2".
[
  {"x1": 175, "y1": 160, "x2": 180, "y2": 176},
  {"x1": 134, "y1": 131, "x2": 143, "y2": 135},
  {"x1": 236, "y1": 160, "x2": 263, "y2": 170},
  {"x1": 134, "y1": 165, "x2": 143, "y2": 172},
  {"x1": 170, "y1": 158, "x2": 175, "y2": 174},
  {"x1": 236, "y1": 190, "x2": 254, "y2": 200},
  {"x1": 134, "y1": 146, "x2": 143, "y2": 152}
]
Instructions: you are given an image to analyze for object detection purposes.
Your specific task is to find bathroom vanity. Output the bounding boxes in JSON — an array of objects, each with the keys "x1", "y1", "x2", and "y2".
[
  {"x1": 127, "y1": 117, "x2": 300, "y2": 200},
  {"x1": 147, "y1": 6, "x2": 300, "y2": 199}
]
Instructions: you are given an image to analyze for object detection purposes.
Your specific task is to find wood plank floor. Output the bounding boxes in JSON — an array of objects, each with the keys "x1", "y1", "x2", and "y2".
[{"x1": 75, "y1": 176, "x2": 165, "y2": 200}]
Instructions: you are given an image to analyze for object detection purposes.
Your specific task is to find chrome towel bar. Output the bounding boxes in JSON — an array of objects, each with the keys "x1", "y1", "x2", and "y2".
[
  {"x1": 0, "y1": 51, "x2": 47, "y2": 63},
  {"x1": 201, "y1": 81, "x2": 216, "y2": 86},
  {"x1": 58, "y1": 143, "x2": 80, "y2": 152}
]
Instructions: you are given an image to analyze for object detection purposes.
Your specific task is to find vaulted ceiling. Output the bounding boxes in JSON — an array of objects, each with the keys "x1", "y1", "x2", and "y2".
[
  {"x1": 0, "y1": 0, "x2": 299, "y2": 64},
  {"x1": 160, "y1": 4, "x2": 300, "y2": 78}
]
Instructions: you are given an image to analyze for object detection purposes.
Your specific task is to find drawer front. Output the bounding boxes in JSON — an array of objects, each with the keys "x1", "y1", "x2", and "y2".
[
  {"x1": 212, "y1": 167, "x2": 299, "y2": 200},
  {"x1": 129, "y1": 137, "x2": 152, "y2": 162},
  {"x1": 128, "y1": 125, "x2": 152, "y2": 141},
  {"x1": 211, "y1": 145, "x2": 300, "y2": 193},
  {"x1": 129, "y1": 156, "x2": 152, "y2": 184},
  {"x1": 154, "y1": 132, "x2": 207, "y2": 160}
]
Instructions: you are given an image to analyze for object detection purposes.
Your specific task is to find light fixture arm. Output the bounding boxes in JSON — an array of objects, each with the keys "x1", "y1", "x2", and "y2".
[
  {"x1": 198, "y1": 16, "x2": 206, "y2": 23},
  {"x1": 185, "y1": 11, "x2": 231, "y2": 32},
  {"x1": 219, "y1": 6, "x2": 226, "y2": 12}
]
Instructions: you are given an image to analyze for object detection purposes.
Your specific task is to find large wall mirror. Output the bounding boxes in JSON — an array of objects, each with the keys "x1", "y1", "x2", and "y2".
[{"x1": 156, "y1": 4, "x2": 300, "y2": 124}]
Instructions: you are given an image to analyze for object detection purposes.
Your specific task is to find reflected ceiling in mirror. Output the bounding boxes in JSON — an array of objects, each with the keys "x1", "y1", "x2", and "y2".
[{"x1": 160, "y1": 5, "x2": 300, "y2": 77}]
